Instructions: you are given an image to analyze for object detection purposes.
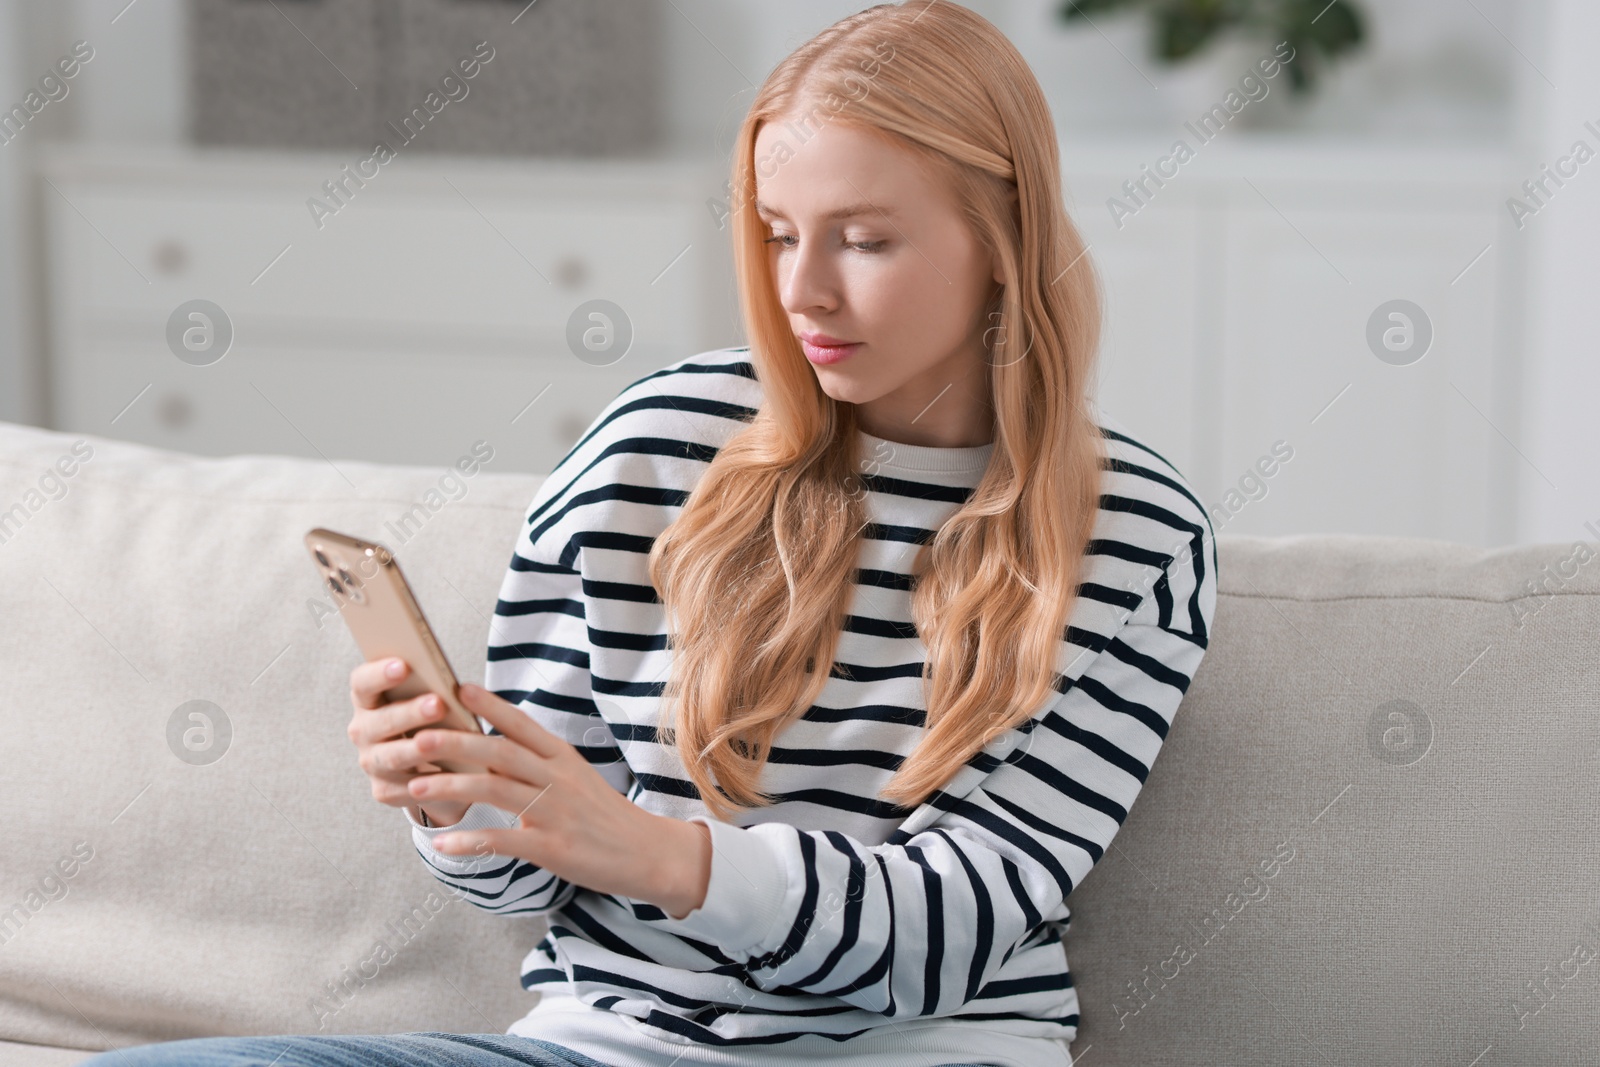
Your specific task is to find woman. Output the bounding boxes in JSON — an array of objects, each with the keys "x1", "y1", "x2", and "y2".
[{"x1": 85, "y1": 2, "x2": 1215, "y2": 1065}]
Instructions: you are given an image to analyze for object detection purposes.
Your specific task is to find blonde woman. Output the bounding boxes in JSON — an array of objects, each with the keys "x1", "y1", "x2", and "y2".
[{"x1": 87, "y1": 3, "x2": 1215, "y2": 1065}]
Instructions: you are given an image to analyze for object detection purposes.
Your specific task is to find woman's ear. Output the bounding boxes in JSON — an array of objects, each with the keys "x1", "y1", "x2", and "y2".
[
  {"x1": 991, "y1": 234, "x2": 1009, "y2": 287},
  {"x1": 985, "y1": 279, "x2": 1005, "y2": 315}
]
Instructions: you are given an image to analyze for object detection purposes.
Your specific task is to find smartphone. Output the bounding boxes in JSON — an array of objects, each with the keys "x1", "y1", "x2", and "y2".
[{"x1": 305, "y1": 527, "x2": 488, "y2": 775}]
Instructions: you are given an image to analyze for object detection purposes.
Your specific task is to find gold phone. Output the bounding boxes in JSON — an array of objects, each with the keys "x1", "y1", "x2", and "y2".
[{"x1": 305, "y1": 527, "x2": 488, "y2": 775}]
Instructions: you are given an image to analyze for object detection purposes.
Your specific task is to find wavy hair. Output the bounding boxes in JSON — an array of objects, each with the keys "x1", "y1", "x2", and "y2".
[{"x1": 647, "y1": 1, "x2": 1105, "y2": 822}]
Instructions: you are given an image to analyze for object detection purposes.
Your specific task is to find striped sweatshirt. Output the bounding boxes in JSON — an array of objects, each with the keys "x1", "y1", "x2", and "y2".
[{"x1": 405, "y1": 346, "x2": 1218, "y2": 1067}]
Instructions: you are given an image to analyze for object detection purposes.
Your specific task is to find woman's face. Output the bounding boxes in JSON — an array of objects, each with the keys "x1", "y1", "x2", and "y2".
[{"x1": 752, "y1": 114, "x2": 1003, "y2": 448}]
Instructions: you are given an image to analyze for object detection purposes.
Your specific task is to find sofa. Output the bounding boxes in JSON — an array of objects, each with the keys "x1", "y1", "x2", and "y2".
[{"x1": 2, "y1": 416, "x2": 1596, "y2": 1066}]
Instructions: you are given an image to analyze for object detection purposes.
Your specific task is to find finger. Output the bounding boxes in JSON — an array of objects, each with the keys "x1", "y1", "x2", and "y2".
[
  {"x1": 432, "y1": 827, "x2": 535, "y2": 861},
  {"x1": 366, "y1": 755, "x2": 446, "y2": 783},
  {"x1": 349, "y1": 692, "x2": 444, "y2": 748},
  {"x1": 363, "y1": 736, "x2": 433, "y2": 779},
  {"x1": 458, "y1": 683, "x2": 564, "y2": 759},
  {"x1": 371, "y1": 778, "x2": 421, "y2": 807},
  {"x1": 413, "y1": 725, "x2": 548, "y2": 787},
  {"x1": 350, "y1": 657, "x2": 409, "y2": 710},
  {"x1": 408, "y1": 769, "x2": 552, "y2": 822}
]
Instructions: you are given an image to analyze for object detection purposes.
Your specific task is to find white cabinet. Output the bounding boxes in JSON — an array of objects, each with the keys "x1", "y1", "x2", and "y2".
[
  {"x1": 39, "y1": 138, "x2": 1521, "y2": 544},
  {"x1": 40, "y1": 144, "x2": 734, "y2": 475},
  {"x1": 1064, "y1": 138, "x2": 1519, "y2": 545}
]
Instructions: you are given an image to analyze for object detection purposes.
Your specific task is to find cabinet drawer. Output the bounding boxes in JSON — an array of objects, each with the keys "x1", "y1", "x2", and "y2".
[
  {"x1": 52, "y1": 335, "x2": 668, "y2": 475},
  {"x1": 50, "y1": 180, "x2": 703, "y2": 348}
]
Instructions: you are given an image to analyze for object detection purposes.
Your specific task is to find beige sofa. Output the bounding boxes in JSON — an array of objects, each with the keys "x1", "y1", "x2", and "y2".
[{"x1": 2, "y1": 418, "x2": 1596, "y2": 1066}]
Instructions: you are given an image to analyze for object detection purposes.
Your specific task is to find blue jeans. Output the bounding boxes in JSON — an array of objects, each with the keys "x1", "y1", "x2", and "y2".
[{"x1": 75, "y1": 1031, "x2": 1002, "y2": 1067}]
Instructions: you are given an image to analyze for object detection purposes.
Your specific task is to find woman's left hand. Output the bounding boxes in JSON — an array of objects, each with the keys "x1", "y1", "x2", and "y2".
[{"x1": 406, "y1": 682, "x2": 711, "y2": 919}]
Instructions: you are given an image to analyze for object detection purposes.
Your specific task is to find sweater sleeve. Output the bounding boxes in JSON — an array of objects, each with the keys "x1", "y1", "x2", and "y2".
[
  {"x1": 405, "y1": 468, "x2": 635, "y2": 916},
  {"x1": 631, "y1": 539, "x2": 1216, "y2": 1018}
]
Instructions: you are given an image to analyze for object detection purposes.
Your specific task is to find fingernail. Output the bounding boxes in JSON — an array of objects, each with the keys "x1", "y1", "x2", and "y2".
[{"x1": 385, "y1": 659, "x2": 404, "y2": 678}]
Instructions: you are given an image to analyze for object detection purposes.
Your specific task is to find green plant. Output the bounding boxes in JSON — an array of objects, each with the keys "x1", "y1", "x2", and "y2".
[{"x1": 1059, "y1": 0, "x2": 1366, "y2": 95}]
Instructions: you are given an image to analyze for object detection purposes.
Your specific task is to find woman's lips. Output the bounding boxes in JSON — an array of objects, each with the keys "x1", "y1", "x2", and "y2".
[{"x1": 802, "y1": 339, "x2": 860, "y2": 365}]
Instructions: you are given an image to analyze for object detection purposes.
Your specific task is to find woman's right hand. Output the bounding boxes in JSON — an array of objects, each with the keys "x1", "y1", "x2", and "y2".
[{"x1": 348, "y1": 657, "x2": 472, "y2": 828}]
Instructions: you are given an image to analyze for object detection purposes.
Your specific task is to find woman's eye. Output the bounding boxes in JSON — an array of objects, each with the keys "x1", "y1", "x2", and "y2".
[{"x1": 761, "y1": 234, "x2": 886, "y2": 253}]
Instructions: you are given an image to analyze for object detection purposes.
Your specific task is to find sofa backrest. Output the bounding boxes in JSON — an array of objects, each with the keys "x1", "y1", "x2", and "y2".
[
  {"x1": 1070, "y1": 531, "x2": 1600, "y2": 1063},
  {"x1": 0, "y1": 419, "x2": 550, "y2": 1050},
  {"x1": 2, "y1": 419, "x2": 1596, "y2": 1061}
]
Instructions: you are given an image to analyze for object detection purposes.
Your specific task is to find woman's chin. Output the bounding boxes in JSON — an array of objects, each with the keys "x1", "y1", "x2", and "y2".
[{"x1": 812, "y1": 372, "x2": 875, "y2": 406}]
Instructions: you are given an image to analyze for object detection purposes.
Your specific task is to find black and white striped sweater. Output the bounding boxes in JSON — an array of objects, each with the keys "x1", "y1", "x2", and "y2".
[{"x1": 405, "y1": 347, "x2": 1217, "y2": 1067}]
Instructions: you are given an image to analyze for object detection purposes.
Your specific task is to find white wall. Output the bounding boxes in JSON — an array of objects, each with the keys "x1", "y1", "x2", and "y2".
[
  {"x1": 0, "y1": 0, "x2": 187, "y2": 423},
  {"x1": 0, "y1": 0, "x2": 31, "y2": 423},
  {"x1": 1517, "y1": 0, "x2": 1600, "y2": 545},
  {"x1": 27, "y1": 0, "x2": 1515, "y2": 157},
  {"x1": 69, "y1": 0, "x2": 188, "y2": 145}
]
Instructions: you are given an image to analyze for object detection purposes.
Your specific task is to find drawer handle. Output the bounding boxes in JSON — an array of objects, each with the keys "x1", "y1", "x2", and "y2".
[
  {"x1": 553, "y1": 255, "x2": 588, "y2": 290},
  {"x1": 156, "y1": 391, "x2": 195, "y2": 429},
  {"x1": 151, "y1": 239, "x2": 188, "y2": 276}
]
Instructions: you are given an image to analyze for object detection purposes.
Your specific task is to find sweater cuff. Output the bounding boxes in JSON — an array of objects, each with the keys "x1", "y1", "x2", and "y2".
[
  {"x1": 645, "y1": 816, "x2": 795, "y2": 958},
  {"x1": 407, "y1": 802, "x2": 519, "y2": 870}
]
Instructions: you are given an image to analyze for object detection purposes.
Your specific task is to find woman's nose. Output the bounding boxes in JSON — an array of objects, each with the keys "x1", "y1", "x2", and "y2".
[{"x1": 779, "y1": 243, "x2": 836, "y2": 313}]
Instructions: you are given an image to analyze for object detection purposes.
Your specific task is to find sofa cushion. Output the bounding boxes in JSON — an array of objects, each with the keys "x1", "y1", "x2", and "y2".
[
  {"x1": 0, "y1": 419, "x2": 549, "y2": 1052},
  {"x1": 0, "y1": 1038, "x2": 99, "y2": 1066},
  {"x1": 1068, "y1": 532, "x2": 1600, "y2": 1063}
]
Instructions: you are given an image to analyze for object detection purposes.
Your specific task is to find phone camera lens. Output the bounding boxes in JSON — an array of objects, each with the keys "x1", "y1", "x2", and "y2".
[
  {"x1": 327, "y1": 575, "x2": 345, "y2": 597},
  {"x1": 335, "y1": 567, "x2": 364, "y2": 601},
  {"x1": 313, "y1": 548, "x2": 330, "y2": 567}
]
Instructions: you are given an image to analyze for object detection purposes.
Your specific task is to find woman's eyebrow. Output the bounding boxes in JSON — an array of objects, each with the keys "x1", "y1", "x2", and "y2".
[{"x1": 755, "y1": 200, "x2": 900, "y2": 222}]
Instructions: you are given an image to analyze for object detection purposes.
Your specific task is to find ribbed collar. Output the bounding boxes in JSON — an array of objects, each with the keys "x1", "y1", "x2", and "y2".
[{"x1": 857, "y1": 429, "x2": 994, "y2": 475}]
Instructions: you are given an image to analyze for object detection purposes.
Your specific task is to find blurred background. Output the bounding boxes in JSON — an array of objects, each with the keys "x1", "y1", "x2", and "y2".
[{"x1": 0, "y1": 0, "x2": 1593, "y2": 548}]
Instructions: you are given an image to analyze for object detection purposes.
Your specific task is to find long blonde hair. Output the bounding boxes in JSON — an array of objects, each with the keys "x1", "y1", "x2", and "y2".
[{"x1": 648, "y1": 1, "x2": 1105, "y2": 822}]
